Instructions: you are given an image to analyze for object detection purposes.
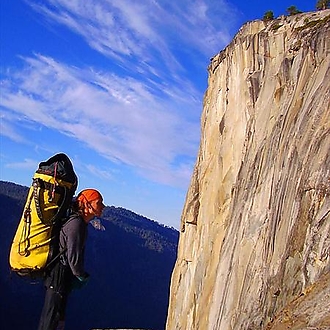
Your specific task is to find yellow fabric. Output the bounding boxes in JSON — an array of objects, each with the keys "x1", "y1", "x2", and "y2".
[{"x1": 9, "y1": 172, "x2": 74, "y2": 272}]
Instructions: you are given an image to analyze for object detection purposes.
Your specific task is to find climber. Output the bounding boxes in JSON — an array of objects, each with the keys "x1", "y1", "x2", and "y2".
[{"x1": 38, "y1": 189, "x2": 105, "y2": 330}]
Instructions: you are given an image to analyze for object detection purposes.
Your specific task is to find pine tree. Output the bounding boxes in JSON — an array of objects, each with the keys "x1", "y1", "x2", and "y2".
[
  {"x1": 286, "y1": 5, "x2": 302, "y2": 15},
  {"x1": 263, "y1": 10, "x2": 274, "y2": 21},
  {"x1": 316, "y1": 0, "x2": 330, "y2": 10}
]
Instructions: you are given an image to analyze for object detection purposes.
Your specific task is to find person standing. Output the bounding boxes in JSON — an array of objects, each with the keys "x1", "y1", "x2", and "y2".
[{"x1": 38, "y1": 189, "x2": 105, "y2": 330}]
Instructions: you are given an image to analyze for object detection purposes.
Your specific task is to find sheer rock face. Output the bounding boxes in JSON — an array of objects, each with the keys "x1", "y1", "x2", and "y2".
[{"x1": 166, "y1": 10, "x2": 330, "y2": 330}]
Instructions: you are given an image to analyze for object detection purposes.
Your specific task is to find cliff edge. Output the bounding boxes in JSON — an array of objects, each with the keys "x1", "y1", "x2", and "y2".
[{"x1": 166, "y1": 10, "x2": 330, "y2": 330}]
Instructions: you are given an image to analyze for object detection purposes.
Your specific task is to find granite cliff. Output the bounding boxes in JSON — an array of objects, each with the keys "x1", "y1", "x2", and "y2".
[{"x1": 166, "y1": 10, "x2": 330, "y2": 330}]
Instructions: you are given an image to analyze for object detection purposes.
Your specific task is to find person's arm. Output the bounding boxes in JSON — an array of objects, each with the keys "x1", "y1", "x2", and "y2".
[{"x1": 65, "y1": 218, "x2": 88, "y2": 278}]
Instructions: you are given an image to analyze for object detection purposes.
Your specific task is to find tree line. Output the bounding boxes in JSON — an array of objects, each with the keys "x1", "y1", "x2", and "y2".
[{"x1": 263, "y1": 0, "x2": 330, "y2": 21}]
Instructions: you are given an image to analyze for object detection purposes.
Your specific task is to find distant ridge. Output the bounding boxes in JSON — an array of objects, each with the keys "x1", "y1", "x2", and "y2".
[{"x1": 0, "y1": 180, "x2": 178, "y2": 330}]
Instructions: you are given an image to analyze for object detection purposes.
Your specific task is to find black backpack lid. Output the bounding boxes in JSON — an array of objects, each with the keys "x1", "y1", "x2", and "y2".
[{"x1": 37, "y1": 153, "x2": 78, "y2": 186}]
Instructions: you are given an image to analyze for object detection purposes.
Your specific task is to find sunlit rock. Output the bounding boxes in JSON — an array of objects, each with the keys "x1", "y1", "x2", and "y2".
[{"x1": 166, "y1": 10, "x2": 330, "y2": 330}]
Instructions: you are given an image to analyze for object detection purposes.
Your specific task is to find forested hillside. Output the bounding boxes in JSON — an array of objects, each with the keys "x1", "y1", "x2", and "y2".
[{"x1": 0, "y1": 181, "x2": 178, "y2": 330}]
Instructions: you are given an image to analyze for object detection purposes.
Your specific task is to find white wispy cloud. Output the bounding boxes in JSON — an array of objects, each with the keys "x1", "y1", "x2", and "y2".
[
  {"x1": 5, "y1": 158, "x2": 39, "y2": 171},
  {"x1": 85, "y1": 164, "x2": 114, "y2": 180},
  {"x1": 1, "y1": 0, "x2": 237, "y2": 190},
  {"x1": 27, "y1": 0, "x2": 234, "y2": 77},
  {"x1": 0, "y1": 113, "x2": 25, "y2": 143},
  {"x1": 1, "y1": 54, "x2": 199, "y2": 188}
]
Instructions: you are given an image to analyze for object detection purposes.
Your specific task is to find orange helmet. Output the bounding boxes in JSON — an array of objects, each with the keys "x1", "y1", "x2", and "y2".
[{"x1": 77, "y1": 189, "x2": 103, "y2": 204}]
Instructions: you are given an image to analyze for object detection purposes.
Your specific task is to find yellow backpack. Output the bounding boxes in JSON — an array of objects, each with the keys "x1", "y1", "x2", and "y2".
[{"x1": 9, "y1": 153, "x2": 78, "y2": 278}]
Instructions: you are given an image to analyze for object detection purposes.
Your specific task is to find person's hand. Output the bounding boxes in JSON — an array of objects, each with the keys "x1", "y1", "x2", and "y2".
[{"x1": 71, "y1": 272, "x2": 90, "y2": 290}]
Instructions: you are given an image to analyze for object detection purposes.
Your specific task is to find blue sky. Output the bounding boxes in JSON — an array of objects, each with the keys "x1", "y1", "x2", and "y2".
[{"x1": 0, "y1": 0, "x2": 316, "y2": 228}]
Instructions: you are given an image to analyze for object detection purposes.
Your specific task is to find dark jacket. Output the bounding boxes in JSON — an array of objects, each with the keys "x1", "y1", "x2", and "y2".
[{"x1": 59, "y1": 212, "x2": 88, "y2": 277}]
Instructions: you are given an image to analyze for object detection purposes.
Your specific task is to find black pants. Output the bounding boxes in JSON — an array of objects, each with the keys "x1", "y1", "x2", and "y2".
[{"x1": 38, "y1": 262, "x2": 74, "y2": 330}]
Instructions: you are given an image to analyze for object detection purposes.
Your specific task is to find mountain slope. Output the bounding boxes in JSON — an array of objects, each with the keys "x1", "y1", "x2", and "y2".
[{"x1": 0, "y1": 180, "x2": 178, "y2": 330}]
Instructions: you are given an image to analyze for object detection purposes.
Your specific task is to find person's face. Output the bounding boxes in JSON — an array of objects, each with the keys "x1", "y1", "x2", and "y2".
[
  {"x1": 83, "y1": 198, "x2": 105, "y2": 223},
  {"x1": 89, "y1": 198, "x2": 105, "y2": 217}
]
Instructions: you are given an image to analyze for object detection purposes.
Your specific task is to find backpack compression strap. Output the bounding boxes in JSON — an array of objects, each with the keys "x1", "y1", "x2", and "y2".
[
  {"x1": 18, "y1": 192, "x2": 34, "y2": 257},
  {"x1": 32, "y1": 178, "x2": 69, "y2": 225}
]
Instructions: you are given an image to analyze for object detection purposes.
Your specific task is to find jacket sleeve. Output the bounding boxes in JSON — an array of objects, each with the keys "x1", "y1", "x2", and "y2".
[{"x1": 64, "y1": 217, "x2": 87, "y2": 277}]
